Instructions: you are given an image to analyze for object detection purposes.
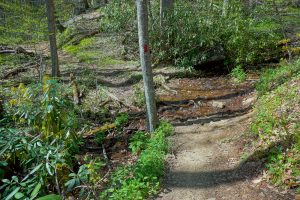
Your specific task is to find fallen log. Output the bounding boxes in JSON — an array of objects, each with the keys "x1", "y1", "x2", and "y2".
[
  {"x1": 2, "y1": 62, "x2": 36, "y2": 79},
  {"x1": 0, "y1": 46, "x2": 35, "y2": 57},
  {"x1": 84, "y1": 123, "x2": 116, "y2": 137},
  {"x1": 102, "y1": 144, "x2": 112, "y2": 170}
]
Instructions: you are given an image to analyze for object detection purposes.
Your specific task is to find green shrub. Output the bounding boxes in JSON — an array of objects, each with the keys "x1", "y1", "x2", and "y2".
[
  {"x1": 129, "y1": 131, "x2": 150, "y2": 154},
  {"x1": 1, "y1": 80, "x2": 80, "y2": 199},
  {"x1": 101, "y1": 121, "x2": 174, "y2": 200},
  {"x1": 0, "y1": 128, "x2": 68, "y2": 199},
  {"x1": 6, "y1": 78, "x2": 77, "y2": 141},
  {"x1": 98, "y1": 1, "x2": 136, "y2": 33},
  {"x1": 230, "y1": 65, "x2": 246, "y2": 82}
]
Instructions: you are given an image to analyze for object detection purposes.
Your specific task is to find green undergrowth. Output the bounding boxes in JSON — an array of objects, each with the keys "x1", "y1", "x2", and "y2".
[
  {"x1": 63, "y1": 37, "x2": 126, "y2": 66},
  {"x1": 0, "y1": 54, "x2": 33, "y2": 67},
  {"x1": 251, "y1": 67, "x2": 300, "y2": 191},
  {"x1": 101, "y1": 122, "x2": 174, "y2": 200},
  {"x1": 256, "y1": 59, "x2": 300, "y2": 95},
  {"x1": 99, "y1": 0, "x2": 283, "y2": 68},
  {"x1": 230, "y1": 65, "x2": 247, "y2": 83},
  {"x1": 63, "y1": 38, "x2": 94, "y2": 55}
]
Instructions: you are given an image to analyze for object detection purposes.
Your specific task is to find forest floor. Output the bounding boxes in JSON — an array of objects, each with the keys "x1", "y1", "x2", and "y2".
[
  {"x1": 1, "y1": 36, "x2": 295, "y2": 200},
  {"x1": 0, "y1": 10, "x2": 297, "y2": 200}
]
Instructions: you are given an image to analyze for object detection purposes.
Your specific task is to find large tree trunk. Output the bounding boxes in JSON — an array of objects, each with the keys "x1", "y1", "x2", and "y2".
[
  {"x1": 136, "y1": 0, "x2": 158, "y2": 133},
  {"x1": 160, "y1": 0, "x2": 173, "y2": 34},
  {"x1": 46, "y1": 0, "x2": 59, "y2": 77}
]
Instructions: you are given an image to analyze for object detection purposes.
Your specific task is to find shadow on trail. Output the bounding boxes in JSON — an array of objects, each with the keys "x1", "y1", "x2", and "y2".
[
  {"x1": 170, "y1": 106, "x2": 253, "y2": 126},
  {"x1": 164, "y1": 140, "x2": 293, "y2": 189},
  {"x1": 165, "y1": 161, "x2": 262, "y2": 189}
]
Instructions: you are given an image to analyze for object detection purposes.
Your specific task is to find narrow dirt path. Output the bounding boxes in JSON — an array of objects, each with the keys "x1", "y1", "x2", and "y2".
[
  {"x1": 155, "y1": 77, "x2": 293, "y2": 200},
  {"x1": 157, "y1": 113, "x2": 289, "y2": 200}
]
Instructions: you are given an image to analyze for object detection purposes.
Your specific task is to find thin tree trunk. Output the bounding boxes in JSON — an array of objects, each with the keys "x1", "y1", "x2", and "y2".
[
  {"x1": 136, "y1": 0, "x2": 158, "y2": 133},
  {"x1": 45, "y1": 0, "x2": 59, "y2": 77},
  {"x1": 0, "y1": 96, "x2": 3, "y2": 120},
  {"x1": 222, "y1": 0, "x2": 229, "y2": 16}
]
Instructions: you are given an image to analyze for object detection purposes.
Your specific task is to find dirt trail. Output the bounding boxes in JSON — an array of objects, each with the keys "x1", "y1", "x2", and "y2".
[{"x1": 156, "y1": 112, "x2": 293, "y2": 200}]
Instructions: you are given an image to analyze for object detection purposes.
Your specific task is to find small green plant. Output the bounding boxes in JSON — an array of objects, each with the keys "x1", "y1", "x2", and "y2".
[
  {"x1": 0, "y1": 129, "x2": 68, "y2": 199},
  {"x1": 114, "y1": 112, "x2": 129, "y2": 128},
  {"x1": 129, "y1": 131, "x2": 150, "y2": 154},
  {"x1": 230, "y1": 65, "x2": 246, "y2": 83},
  {"x1": 95, "y1": 131, "x2": 106, "y2": 146},
  {"x1": 65, "y1": 157, "x2": 104, "y2": 197}
]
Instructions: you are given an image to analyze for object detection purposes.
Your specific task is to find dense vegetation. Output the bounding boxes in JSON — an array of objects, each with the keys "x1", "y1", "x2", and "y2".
[
  {"x1": 0, "y1": 0, "x2": 300, "y2": 199},
  {"x1": 0, "y1": 79, "x2": 173, "y2": 199},
  {"x1": 252, "y1": 59, "x2": 300, "y2": 191}
]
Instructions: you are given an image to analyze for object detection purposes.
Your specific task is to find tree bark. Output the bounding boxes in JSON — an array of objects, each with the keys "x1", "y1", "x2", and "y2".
[
  {"x1": 83, "y1": 0, "x2": 90, "y2": 10},
  {"x1": 222, "y1": 0, "x2": 229, "y2": 16},
  {"x1": 46, "y1": 0, "x2": 59, "y2": 77},
  {"x1": 160, "y1": 0, "x2": 173, "y2": 34},
  {"x1": 0, "y1": 96, "x2": 3, "y2": 120},
  {"x1": 136, "y1": 0, "x2": 158, "y2": 133},
  {"x1": 55, "y1": 19, "x2": 66, "y2": 33}
]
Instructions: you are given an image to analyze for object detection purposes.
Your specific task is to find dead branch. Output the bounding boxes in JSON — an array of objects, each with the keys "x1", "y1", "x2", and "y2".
[
  {"x1": 102, "y1": 144, "x2": 112, "y2": 170},
  {"x1": 99, "y1": 99, "x2": 111, "y2": 107}
]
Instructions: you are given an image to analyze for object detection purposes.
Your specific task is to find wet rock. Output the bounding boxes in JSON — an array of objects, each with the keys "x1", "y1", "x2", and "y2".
[
  {"x1": 252, "y1": 177, "x2": 262, "y2": 184},
  {"x1": 211, "y1": 100, "x2": 226, "y2": 109},
  {"x1": 259, "y1": 192, "x2": 266, "y2": 197},
  {"x1": 242, "y1": 94, "x2": 257, "y2": 106}
]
